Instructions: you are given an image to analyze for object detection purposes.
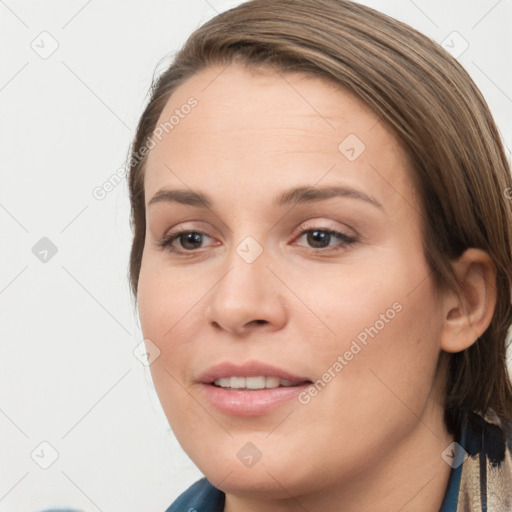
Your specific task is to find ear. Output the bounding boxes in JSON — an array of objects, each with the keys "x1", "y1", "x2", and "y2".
[{"x1": 440, "y1": 248, "x2": 497, "y2": 353}]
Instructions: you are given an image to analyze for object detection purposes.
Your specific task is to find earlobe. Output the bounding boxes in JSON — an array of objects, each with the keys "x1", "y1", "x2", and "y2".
[{"x1": 440, "y1": 248, "x2": 497, "y2": 354}]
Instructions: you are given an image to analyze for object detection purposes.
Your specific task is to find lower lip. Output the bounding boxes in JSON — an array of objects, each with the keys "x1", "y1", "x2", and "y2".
[{"x1": 199, "y1": 383, "x2": 310, "y2": 416}]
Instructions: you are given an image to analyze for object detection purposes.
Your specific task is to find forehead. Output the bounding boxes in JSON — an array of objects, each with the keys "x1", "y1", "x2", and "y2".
[{"x1": 144, "y1": 63, "x2": 417, "y2": 215}]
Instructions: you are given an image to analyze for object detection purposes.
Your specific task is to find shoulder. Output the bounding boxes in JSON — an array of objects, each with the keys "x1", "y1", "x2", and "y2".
[
  {"x1": 457, "y1": 410, "x2": 512, "y2": 511},
  {"x1": 165, "y1": 477, "x2": 225, "y2": 512},
  {"x1": 463, "y1": 410, "x2": 512, "y2": 463}
]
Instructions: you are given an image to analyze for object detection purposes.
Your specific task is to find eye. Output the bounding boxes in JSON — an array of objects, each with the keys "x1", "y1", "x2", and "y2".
[
  {"x1": 294, "y1": 227, "x2": 357, "y2": 251},
  {"x1": 157, "y1": 226, "x2": 357, "y2": 255},
  {"x1": 158, "y1": 230, "x2": 216, "y2": 253}
]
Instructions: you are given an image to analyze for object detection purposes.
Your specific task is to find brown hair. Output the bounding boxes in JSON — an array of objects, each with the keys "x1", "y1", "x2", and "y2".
[{"x1": 127, "y1": 0, "x2": 512, "y2": 428}]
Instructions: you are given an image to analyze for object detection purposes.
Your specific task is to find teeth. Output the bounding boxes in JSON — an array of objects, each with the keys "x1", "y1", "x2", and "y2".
[
  {"x1": 213, "y1": 376, "x2": 300, "y2": 389},
  {"x1": 279, "y1": 379, "x2": 297, "y2": 387},
  {"x1": 230, "y1": 376, "x2": 245, "y2": 388},
  {"x1": 216, "y1": 378, "x2": 230, "y2": 387},
  {"x1": 265, "y1": 376, "x2": 280, "y2": 388},
  {"x1": 246, "y1": 376, "x2": 266, "y2": 389}
]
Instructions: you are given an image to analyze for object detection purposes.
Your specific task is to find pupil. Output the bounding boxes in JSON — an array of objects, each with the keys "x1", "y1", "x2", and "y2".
[
  {"x1": 308, "y1": 230, "x2": 330, "y2": 248},
  {"x1": 181, "y1": 232, "x2": 202, "y2": 249}
]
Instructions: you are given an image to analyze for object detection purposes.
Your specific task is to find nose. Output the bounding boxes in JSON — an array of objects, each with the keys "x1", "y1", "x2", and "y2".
[{"x1": 204, "y1": 244, "x2": 288, "y2": 336}]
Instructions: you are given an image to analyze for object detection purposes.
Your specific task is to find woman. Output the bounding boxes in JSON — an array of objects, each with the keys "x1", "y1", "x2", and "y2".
[{"x1": 127, "y1": 0, "x2": 512, "y2": 510}]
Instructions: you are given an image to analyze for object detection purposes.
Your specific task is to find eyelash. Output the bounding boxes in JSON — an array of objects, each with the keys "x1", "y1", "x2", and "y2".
[{"x1": 157, "y1": 225, "x2": 358, "y2": 255}]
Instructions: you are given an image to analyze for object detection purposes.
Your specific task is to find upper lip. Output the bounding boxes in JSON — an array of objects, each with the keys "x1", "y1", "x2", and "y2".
[{"x1": 198, "y1": 361, "x2": 311, "y2": 384}]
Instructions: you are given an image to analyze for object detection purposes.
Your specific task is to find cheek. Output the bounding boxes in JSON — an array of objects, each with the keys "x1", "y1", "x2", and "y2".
[
  {"x1": 300, "y1": 245, "x2": 444, "y2": 400},
  {"x1": 309, "y1": 259, "x2": 444, "y2": 428},
  {"x1": 137, "y1": 252, "x2": 204, "y2": 342},
  {"x1": 136, "y1": 249, "x2": 222, "y2": 386},
  {"x1": 290, "y1": 252, "x2": 439, "y2": 359}
]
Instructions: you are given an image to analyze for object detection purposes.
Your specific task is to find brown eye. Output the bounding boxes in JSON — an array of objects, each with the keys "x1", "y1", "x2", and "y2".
[
  {"x1": 307, "y1": 230, "x2": 332, "y2": 248},
  {"x1": 158, "y1": 230, "x2": 215, "y2": 253},
  {"x1": 296, "y1": 228, "x2": 357, "y2": 251},
  {"x1": 178, "y1": 232, "x2": 205, "y2": 250}
]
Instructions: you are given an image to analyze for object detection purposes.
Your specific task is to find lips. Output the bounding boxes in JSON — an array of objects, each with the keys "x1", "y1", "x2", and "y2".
[{"x1": 197, "y1": 361, "x2": 312, "y2": 416}]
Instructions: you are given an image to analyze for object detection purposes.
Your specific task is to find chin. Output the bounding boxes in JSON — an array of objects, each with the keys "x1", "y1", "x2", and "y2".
[
  {"x1": 204, "y1": 464, "x2": 307, "y2": 500},
  {"x1": 185, "y1": 438, "x2": 317, "y2": 499}
]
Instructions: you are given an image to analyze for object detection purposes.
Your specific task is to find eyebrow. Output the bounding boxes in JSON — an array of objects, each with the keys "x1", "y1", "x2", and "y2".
[
  {"x1": 275, "y1": 185, "x2": 382, "y2": 209},
  {"x1": 148, "y1": 185, "x2": 383, "y2": 210}
]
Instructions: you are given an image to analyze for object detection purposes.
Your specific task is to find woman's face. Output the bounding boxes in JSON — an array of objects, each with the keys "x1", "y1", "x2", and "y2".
[{"x1": 138, "y1": 64, "x2": 448, "y2": 498}]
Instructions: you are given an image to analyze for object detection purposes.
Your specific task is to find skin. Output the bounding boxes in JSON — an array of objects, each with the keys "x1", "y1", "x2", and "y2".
[{"x1": 137, "y1": 63, "x2": 497, "y2": 511}]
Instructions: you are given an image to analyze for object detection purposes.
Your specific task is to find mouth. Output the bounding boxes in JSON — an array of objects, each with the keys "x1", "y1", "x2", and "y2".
[
  {"x1": 212, "y1": 376, "x2": 308, "y2": 390},
  {"x1": 197, "y1": 362, "x2": 313, "y2": 416}
]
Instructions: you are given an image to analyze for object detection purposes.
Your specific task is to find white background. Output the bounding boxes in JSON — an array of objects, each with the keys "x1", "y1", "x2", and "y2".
[{"x1": 1, "y1": 1, "x2": 511, "y2": 511}]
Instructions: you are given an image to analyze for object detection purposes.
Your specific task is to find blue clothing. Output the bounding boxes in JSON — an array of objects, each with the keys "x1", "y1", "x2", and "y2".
[
  {"x1": 166, "y1": 478, "x2": 225, "y2": 512},
  {"x1": 166, "y1": 411, "x2": 512, "y2": 512}
]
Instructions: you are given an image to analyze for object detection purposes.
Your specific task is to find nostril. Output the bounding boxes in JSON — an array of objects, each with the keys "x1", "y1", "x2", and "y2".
[{"x1": 253, "y1": 319, "x2": 267, "y2": 325}]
